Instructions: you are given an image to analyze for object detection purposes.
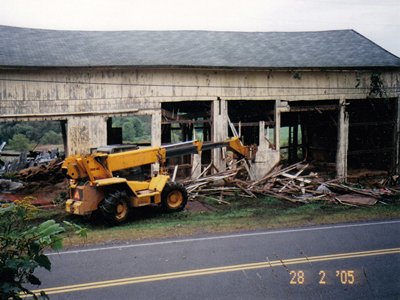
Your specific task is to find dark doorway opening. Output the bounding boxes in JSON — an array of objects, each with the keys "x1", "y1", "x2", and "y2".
[
  {"x1": 281, "y1": 100, "x2": 339, "y2": 165},
  {"x1": 347, "y1": 98, "x2": 396, "y2": 171},
  {"x1": 227, "y1": 100, "x2": 275, "y2": 146},
  {"x1": 161, "y1": 101, "x2": 212, "y2": 178}
]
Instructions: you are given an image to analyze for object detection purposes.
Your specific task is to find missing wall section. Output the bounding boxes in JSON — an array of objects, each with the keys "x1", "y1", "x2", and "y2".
[
  {"x1": 347, "y1": 98, "x2": 397, "y2": 171},
  {"x1": 227, "y1": 100, "x2": 275, "y2": 146},
  {"x1": 279, "y1": 98, "x2": 397, "y2": 173},
  {"x1": 161, "y1": 101, "x2": 212, "y2": 178},
  {"x1": 107, "y1": 115, "x2": 151, "y2": 146},
  {"x1": 281, "y1": 100, "x2": 339, "y2": 165}
]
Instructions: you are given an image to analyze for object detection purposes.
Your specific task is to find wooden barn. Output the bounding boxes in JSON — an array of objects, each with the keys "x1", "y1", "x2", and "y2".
[{"x1": 0, "y1": 26, "x2": 399, "y2": 179}]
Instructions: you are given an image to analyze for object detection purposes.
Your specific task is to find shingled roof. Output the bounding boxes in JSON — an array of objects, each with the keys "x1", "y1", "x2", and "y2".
[{"x1": 0, "y1": 25, "x2": 399, "y2": 69}]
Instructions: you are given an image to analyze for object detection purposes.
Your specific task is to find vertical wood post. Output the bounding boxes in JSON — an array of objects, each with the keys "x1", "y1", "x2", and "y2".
[
  {"x1": 151, "y1": 110, "x2": 162, "y2": 147},
  {"x1": 336, "y1": 96, "x2": 349, "y2": 180},
  {"x1": 151, "y1": 109, "x2": 162, "y2": 175},
  {"x1": 66, "y1": 116, "x2": 107, "y2": 155},
  {"x1": 212, "y1": 98, "x2": 228, "y2": 172},
  {"x1": 191, "y1": 153, "x2": 202, "y2": 179},
  {"x1": 275, "y1": 100, "x2": 281, "y2": 151}
]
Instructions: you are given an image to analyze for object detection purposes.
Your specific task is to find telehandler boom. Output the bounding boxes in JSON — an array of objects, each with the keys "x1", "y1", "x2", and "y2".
[{"x1": 61, "y1": 137, "x2": 256, "y2": 224}]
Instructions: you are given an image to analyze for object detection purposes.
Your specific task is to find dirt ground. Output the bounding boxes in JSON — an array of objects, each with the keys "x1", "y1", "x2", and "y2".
[
  {"x1": 185, "y1": 199, "x2": 213, "y2": 212},
  {"x1": 2, "y1": 177, "x2": 214, "y2": 212},
  {"x1": 0, "y1": 180, "x2": 67, "y2": 206}
]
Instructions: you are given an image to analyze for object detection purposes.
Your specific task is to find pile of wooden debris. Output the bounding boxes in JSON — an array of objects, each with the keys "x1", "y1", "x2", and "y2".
[
  {"x1": 0, "y1": 148, "x2": 60, "y2": 175},
  {"x1": 17, "y1": 158, "x2": 64, "y2": 182},
  {"x1": 182, "y1": 160, "x2": 400, "y2": 207}
]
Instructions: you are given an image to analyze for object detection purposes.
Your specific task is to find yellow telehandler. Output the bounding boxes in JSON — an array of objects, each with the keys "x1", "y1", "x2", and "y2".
[{"x1": 61, "y1": 137, "x2": 256, "y2": 224}]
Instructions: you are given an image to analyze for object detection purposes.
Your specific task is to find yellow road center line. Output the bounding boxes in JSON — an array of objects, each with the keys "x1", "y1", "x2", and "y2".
[{"x1": 27, "y1": 247, "x2": 400, "y2": 296}]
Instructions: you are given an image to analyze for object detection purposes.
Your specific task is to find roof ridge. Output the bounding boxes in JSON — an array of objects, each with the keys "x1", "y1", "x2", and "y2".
[{"x1": 0, "y1": 24, "x2": 355, "y2": 35}]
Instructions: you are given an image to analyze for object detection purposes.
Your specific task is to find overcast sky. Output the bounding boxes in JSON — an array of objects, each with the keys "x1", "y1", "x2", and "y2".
[{"x1": 1, "y1": 0, "x2": 399, "y2": 56}]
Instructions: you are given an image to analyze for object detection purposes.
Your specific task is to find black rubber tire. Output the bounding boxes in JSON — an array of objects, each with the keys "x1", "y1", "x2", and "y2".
[
  {"x1": 99, "y1": 190, "x2": 130, "y2": 224},
  {"x1": 161, "y1": 182, "x2": 188, "y2": 212}
]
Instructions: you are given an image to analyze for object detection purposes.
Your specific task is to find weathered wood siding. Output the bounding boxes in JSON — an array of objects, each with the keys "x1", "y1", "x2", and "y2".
[{"x1": 0, "y1": 68, "x2": 399, "y2": 155}]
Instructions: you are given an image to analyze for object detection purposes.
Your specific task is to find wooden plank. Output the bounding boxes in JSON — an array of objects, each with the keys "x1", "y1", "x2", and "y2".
[
  {"x1": 278, "y1": 164, "x2": 309, "y2": 193},
  {"x1": 280, "y1": 172, "x2": 311, "y2": 183},
  {"x1": 335, "y1": 194, "x2": 377, "y2": 206},
  {"x1": 171, "y1": 165, "x2": 178, "y2": 182}
]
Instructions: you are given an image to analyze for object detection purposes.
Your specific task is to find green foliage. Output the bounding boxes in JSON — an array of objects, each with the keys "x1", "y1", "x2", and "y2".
[
  {"x1": 369, "y1": 72, "x2": 387, "y2": 98},
  {"x1": 0, "y1": 199, "x2": 86, "y2": 299},
  {"x1": 7, "y1": 134, "x2": 32, "y2": 152},
  {"x1": 0, "y1": 121, "x2": 62, "y2": 146},
  {"x1": 40, "y1": 131, "x2": 62, "y2": 145},
  {"x1": 112, "y1": 116, "x2": 151, "y2": 143},
  {"x1": 63, "y1": 221, "x2": 88, "y2": 239},
  {"x1": 0, "y1": 118, "x2": 153, "y2": 148}
]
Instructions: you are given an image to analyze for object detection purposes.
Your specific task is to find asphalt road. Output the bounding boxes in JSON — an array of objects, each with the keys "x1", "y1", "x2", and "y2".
[{"x1": 31, "y1": 220, "x2": 400, "y2": 299}]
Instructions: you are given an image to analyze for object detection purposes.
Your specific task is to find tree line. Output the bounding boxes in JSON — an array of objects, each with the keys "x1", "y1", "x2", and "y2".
[
  {"x1": 0, "y1": 121, "x2": 63, "y2": 152},
  {"x1": 0, "y1": 117, "x2": 151, "y2": 152}
]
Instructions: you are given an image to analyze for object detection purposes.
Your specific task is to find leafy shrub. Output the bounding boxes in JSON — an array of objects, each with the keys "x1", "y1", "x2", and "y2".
[
  {"x1": 7, "y1": 134, "x2": 32, "y2": 152},
  {"x1": 0, "y1": 199, "x2": 86, "y2": 299}
]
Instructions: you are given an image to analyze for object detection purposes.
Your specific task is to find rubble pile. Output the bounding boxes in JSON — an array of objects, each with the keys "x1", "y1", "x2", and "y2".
[
  {"x1": 0, "y1": 149, "x2": 60, "y2": 175},
  {"x1": 182, "y1": 160, "x2": 400, "y2": 206},
  {"x1": 0, "y1": 146, "x2": 64, "y2": 192},
  {"x1": 1, "y1": 145, "x2": 398, "y2": 208},
  {"x1": 17, "y1": 158, "x2": 64, "y2": 182},
  {"x1": 0, "y1": 179, "x2": 23, "y2": 191},
  {"x1": 182, "y1": 159, "x2": 256, "y2": 204}
]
